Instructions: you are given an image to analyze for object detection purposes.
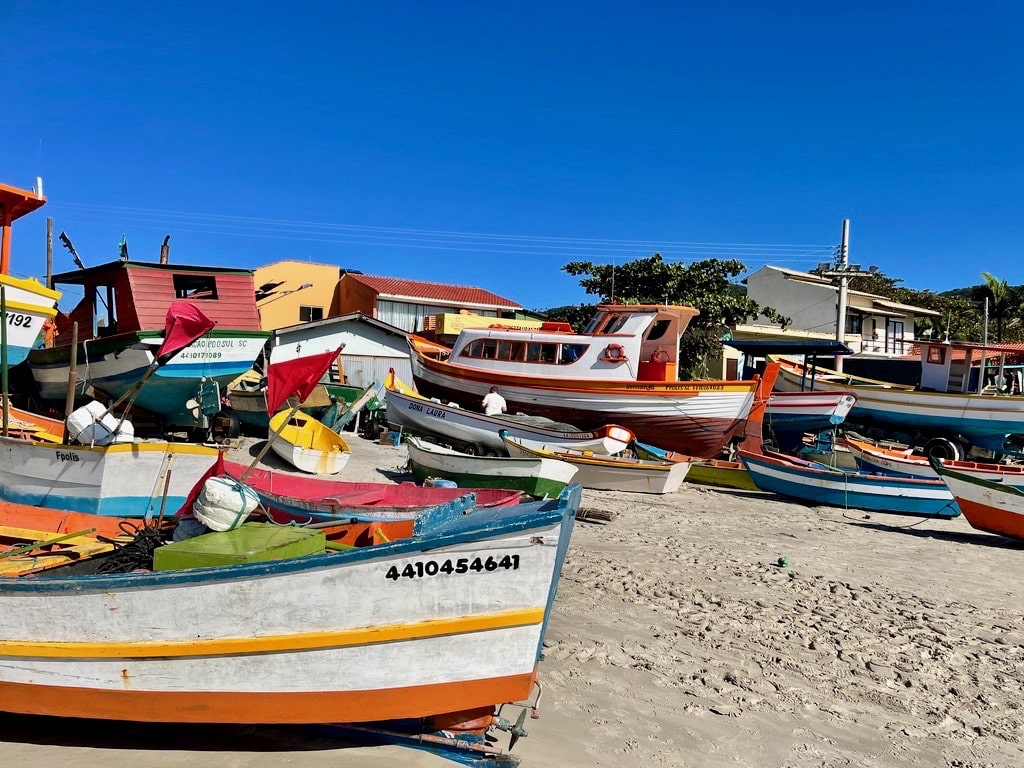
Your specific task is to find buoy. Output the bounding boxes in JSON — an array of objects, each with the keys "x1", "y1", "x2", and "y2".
[{"x1": 777, "y1": 556, "x2": 789, "y2": 567}]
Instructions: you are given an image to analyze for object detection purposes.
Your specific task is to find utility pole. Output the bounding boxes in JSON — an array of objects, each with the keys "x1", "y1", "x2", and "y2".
[{"x1": 817, "y1": 220, "x2": 872, "y2": 374}]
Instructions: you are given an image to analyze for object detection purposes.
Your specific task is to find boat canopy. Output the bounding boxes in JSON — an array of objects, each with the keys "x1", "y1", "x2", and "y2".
[{"x1": 724, "y1": 340, "x2": 853, "y2": 356}]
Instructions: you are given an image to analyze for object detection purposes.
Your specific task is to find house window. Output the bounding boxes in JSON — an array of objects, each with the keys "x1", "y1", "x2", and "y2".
[
  {"x1": 844, "y1": 314, "x2": 863, "y2": 334},
  {"x1": 173, "y1": 274, "x2": 218, "y2": 300},
  {"x1": 299, "y1": 305, "x2": 323, "y2": 323}
]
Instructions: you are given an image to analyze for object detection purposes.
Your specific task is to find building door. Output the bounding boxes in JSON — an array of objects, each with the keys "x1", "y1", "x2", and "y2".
[{"x1": 886, "y1": 320, "x2": 904, "y2": 354}]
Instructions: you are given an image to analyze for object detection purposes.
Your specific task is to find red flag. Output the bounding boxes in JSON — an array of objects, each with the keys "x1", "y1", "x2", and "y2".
[
  {"x1": 265, "y1": 346, "x2": 343, "y2": 415},
  {"x1": 157, "y1": 301, "x2": 217, "y2": 363}
]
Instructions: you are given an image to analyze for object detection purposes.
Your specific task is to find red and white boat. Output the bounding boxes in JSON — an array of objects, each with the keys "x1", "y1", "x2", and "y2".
[
  {"x1": 931, "y1": 458, "x2": 1024, "y2": 541},
  {"x1": 408, "y1": 304, "x2": 758, "y2": 459},
  {"x1": 844, "y1": 434, "x2": 1024, "y2": 488}
]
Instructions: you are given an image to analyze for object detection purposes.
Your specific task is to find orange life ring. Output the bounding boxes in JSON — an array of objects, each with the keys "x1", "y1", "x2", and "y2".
[{"x1": 601, "y1": 344, "x2": 627, "y2": 363}]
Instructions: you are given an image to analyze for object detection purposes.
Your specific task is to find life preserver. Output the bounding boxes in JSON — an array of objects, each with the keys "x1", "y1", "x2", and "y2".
[{"x1": 601, "y1": 344, "x2": 627, "y2": 362}]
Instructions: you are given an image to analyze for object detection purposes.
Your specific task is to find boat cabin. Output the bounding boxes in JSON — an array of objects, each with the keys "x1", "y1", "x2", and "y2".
[
  {"x1": 0, "y1": 182, "x2": 46, "y2": 275},
  {"x1": 917, "y1": 341, "x2": 1018, "y2": 395},
  {"x1": 448, "y1": 304, "x2": 699, "y2": 382},
  {"x1": 49, "y1": 260, "x2": 263, "y2": 346}
]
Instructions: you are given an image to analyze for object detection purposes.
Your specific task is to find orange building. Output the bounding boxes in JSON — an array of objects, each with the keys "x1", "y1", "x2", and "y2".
[{"x1": 254, "y1": 260, "x2": 523, "y2": 334}]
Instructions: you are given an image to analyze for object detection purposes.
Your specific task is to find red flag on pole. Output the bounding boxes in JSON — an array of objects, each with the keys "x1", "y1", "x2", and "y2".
[
  {"x1": 157, "y1": 301, "x2": 217, "y2": 364},
  {"x1": 265, "y1": 346, "x2": 344, "y2": 415}
]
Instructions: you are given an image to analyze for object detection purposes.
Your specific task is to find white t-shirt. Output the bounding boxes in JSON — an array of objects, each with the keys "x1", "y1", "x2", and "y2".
[{"x1": 482, "y1": 391, "x2": 507, "y2": 416}]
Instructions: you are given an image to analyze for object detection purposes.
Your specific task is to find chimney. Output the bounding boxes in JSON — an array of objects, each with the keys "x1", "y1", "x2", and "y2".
[{"x1": 160, "y1": 235, "x2": 170, "y2": 264}]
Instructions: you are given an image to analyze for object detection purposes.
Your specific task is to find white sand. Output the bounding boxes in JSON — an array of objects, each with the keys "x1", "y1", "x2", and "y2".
[{"x1": 1, "y1": 434, "x2": 1021, "y2": 767}]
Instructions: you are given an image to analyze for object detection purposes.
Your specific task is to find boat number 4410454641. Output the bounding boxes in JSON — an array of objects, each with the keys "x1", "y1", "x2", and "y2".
[{"x1": 386, "y1": 554, "x2": 521, "y2": 581}]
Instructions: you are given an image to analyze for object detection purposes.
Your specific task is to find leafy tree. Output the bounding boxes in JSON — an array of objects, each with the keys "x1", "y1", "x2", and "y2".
[
  {"x1": 535, "y1": 304, "x2": 595, "y2": 332},
  {"x1": 559, "y1": 254, "x2": 789, "y2": 378}
]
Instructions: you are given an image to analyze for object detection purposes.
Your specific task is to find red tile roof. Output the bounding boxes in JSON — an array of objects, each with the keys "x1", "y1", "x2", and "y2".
[{"x1": 345, "y1": 273, "x2": 521, "y2": 309}]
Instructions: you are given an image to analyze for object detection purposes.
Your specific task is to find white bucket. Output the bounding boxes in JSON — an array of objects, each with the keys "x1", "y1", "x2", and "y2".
[{"x1": 66, "y1": 400, "x2": 135, "y2": 446}]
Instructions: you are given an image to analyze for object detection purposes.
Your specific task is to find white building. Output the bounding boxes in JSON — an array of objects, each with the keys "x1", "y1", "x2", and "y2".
[{"x1": 744, "y1": 266, "x2": 940, "y2": 356}]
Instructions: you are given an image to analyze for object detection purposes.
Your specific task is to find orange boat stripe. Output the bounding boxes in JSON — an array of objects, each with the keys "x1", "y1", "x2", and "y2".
[
  {"x1": 0, "y1": 607, "x2": 544, "y2": 659},
  {"x1": 0, "y1": 672, "x2": 539, "y2": 724}
]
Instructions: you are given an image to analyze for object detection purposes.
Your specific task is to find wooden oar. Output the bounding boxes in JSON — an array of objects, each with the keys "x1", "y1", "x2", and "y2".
[{"x1": 0, "y1": 528, "x2": 97, "y2": 561}]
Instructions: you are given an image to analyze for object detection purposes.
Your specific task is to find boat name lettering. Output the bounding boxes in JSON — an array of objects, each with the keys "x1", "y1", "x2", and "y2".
[
  {"x1": 407, "y1": 402, "x2": 447, "y2": 420},
  {"x1": 189, "y1": 339, "x2": 235, "y2": 348},
  {"x1": 624, "y1": 383, "x2": 724, "y2": 392},
  {"x1": 385, "y1": 554, "x2": 521, "y2": 581},
  {"x1": 55, "y1": 451, "x2": 81, "y2": 463}
]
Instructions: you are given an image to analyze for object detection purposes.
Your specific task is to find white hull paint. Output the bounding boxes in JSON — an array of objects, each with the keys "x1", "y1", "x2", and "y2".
[
  {"x1": 386, "y1": 386, "x2": 632, "y2": 455},
  {"x1": 0, "y1": 487, "x2": 581, "y2": 723},
  {"x1": 0, "y1": 435, "x2": 220, "y2": 517},
  {"x1": 503, "y1": 436, "x2": 691, "y2": 494}
]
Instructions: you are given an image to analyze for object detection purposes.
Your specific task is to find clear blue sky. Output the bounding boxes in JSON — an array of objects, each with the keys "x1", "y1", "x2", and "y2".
[{"x1": 3, "y1": 2, "x2": 1021, "y2": 311}]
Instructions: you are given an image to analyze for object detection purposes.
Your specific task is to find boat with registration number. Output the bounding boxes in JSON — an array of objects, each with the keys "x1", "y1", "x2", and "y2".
[{"x1": 384, "y1": 370, "x2": 633, "y2": 456}]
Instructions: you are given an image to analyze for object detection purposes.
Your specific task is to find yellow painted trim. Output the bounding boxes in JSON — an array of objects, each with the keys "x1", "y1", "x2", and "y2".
[
  {"x1": 0, "y1": 274, "x2": 61, "y2": 302},
  {"x1": 0, "y1": 607, "x2": 545, "y2": 659},
  {"x1": 0, "y1": 298, "x2": 58, "y2": 318},
  {"x1": 61, "y1": 442, "x2": 221, "y2": 456}
]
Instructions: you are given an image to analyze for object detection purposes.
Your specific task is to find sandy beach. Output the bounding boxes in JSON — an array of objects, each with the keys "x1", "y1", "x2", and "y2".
[{"x1": 1, "y1": 433, "x2": 1021, "y2": 767}]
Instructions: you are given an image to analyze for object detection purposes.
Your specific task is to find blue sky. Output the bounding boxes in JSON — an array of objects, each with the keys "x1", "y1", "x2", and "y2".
[{"x1": 3, "y1": 2, "x2": 1021, "y2": 311}]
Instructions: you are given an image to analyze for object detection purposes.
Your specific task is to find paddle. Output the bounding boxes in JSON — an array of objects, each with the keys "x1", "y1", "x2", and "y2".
[{"x1": 0, "y1": 529, "x2": 98, "y2": 561}]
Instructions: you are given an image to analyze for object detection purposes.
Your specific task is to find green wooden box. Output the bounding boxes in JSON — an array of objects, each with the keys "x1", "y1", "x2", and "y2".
[{"x1": 154, "y1": 523, "x2": 326, "y2": 571}]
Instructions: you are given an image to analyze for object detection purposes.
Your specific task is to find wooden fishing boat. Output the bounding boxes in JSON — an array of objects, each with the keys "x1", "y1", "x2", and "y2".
[
  {"x1": 408, "y1": 304, "x2": 759, "y2": 459},
  {"x1": 0, "y1": 432, "x2": 220, "y2": 517},
  {"x1": 0, "y1": 483, "x2": 581, "y2": 728},
  {"x1": 738, "y1": 447, "x2": 961, "y2": 518},
  {"x1": 0, "y1": 501, "x2": 144, "y2": 577},
  {"x1": 502, "y1": 434, "x2": 690, "y2": 494},
  {"x1": 385, "y1": 370, "x2": 633, "y2": 456},
  {"x1": 268, "y1": 410, "x2": 351, "y2": 474},
  {"x1": 221, "y1": 458, "x2": 523, "y2": 531},
  {"x1": 28, "y1": 257, "x2": 270, "y2": 430},
  {"x1": 930, "y1": 458, "x2": 1024, "y2": 541},
  {"x1": 228, "y1": 369, "x2": 335, "y2": 429},
  {"x1": 774, "y1": 341, "x2": 1024, "y2": 460},
  {"x1": 406, "y1": 435, "x2": 577, "y2": 498},
  {"x1": 0, "y1": 182, "x2": 63, "y2": 366},
  {"x1": 844, "y1": 434, "x2": 1024, "y2": 488}
]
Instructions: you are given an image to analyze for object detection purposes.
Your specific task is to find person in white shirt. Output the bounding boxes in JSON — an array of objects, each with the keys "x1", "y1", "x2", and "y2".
[{"x1": 482, "y1": 386, "x2": 507, "y2": 416}]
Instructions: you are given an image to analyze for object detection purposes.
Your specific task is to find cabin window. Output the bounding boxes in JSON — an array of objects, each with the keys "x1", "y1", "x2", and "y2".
[
  {"x1": 173, "y1": 274, "x2": 218, "y2": 300},
  {"x1": 459, "y1": 339, "x2": 501, "y2": 359},
  {"x1": 927, "y1": 346, "x2": 946, "y2": 364},
  {"x1": 525, "y1": 342, "x2": 557, "y2": 363},
  {"x1": 646, "y1": 319, "x2": 671, "y2": 342},
  {"x1": 559, "y1": 344, "x2": 587, "y2": 363},
  {"x1": 496, "y1": 340, "x2": 524, "y2": 361},
  {"x1": 299, "y1": 305, "x2": 324, "y2": 323}
]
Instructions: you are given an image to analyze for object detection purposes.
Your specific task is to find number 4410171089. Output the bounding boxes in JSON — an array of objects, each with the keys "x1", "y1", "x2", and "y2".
[{"x1": 385, "y1": 554, "x2": 520, "y2": 581}]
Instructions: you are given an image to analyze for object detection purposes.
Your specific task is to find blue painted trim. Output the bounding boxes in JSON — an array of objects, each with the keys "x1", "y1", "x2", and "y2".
[{"x1": 0, "y1": 488, "x2": 580, "y2": 595}]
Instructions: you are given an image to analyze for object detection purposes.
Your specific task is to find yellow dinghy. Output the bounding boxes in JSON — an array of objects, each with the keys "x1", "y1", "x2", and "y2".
[{"x1": 268, "y1": 410, "x2": 351, "y2": 475}]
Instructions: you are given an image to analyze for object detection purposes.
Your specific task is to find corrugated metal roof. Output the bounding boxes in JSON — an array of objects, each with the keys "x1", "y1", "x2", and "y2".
[{"x1": 344, "y1": 273, "x2": 521, "y2": 309}]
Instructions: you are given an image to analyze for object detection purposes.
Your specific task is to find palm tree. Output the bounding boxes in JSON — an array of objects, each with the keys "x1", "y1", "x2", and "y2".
[{"x1": 982, "y1": 271, "x2": 1009, "y2": 342}]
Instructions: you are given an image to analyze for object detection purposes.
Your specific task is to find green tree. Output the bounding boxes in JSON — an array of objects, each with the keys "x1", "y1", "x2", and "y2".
[
  {"x1": 535, "y1": 304, "x2": 595, "y2": 332},
  {"x1": 560, "y1": 254, "x2": 789, "y2": 378}
]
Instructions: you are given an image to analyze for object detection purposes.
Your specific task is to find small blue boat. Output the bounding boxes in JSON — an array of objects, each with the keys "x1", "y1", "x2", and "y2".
[{"x1": 738, "y1": 447, "x2": 961, "y2": 518}]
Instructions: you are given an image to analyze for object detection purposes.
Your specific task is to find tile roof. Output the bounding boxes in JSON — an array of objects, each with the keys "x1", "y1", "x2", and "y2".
[{"x1": 344, "y1": 273, "x2": 521, "y2": 309}]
